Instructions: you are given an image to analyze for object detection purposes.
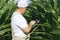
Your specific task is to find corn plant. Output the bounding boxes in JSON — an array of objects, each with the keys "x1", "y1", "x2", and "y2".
[
  {"x1": 0, "y1": 0, "x2": 60, "y2": 40},
  {"x1": 0, "y1": 0, "x2": 16, "y2": 40},
  {"x1": 24, "y1": 0, "x2": 60, "y2": 40}
]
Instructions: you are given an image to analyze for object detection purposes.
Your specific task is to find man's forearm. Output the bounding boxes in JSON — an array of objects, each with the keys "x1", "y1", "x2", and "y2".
[
  {"x1": 23, "y1": 21, "x2": 35, "y2": 33},
  {"x1": 28, "y1": 23, "x2": 33, "y2": 32}
]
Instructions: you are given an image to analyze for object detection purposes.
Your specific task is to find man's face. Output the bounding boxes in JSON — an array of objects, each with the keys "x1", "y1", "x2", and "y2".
[{"x1": 21, "y1": 7, "x2": 27, "y2": 14}]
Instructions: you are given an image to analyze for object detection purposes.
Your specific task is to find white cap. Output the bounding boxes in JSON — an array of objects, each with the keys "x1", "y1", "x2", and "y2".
[{"x1": 17, "y1": 0, "x2": 30, "y2": 7}]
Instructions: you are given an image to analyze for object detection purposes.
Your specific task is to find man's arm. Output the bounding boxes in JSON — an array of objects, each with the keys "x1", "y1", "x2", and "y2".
[{"x1": 22, "y1": 21, "x2": 35, "y2": 33}]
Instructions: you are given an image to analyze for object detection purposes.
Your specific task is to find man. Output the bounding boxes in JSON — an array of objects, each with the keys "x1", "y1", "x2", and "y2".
[{"x1": 11, "y1": 0, "x2": 35, "y2": 40}]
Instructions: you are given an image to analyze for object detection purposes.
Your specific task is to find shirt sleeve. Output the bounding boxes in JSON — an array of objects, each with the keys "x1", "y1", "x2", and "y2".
[{"x1": 12, "y1": 15, "x2": 28, "y2": 29}]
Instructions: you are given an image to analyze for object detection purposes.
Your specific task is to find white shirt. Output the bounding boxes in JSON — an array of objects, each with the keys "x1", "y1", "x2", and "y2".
[{"x1": 11, "y1": 12, "x2": 28, "y2": 37}]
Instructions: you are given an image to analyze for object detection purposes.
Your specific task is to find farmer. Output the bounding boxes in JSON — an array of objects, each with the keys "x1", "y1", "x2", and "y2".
[{"x1": 11, "y1": 0, "x2": 35, "y2": 40}]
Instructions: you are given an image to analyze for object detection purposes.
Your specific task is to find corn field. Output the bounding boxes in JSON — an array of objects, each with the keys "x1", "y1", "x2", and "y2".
[{"x1": 0, "y1": 0, "x2": 60, "y2": 40}]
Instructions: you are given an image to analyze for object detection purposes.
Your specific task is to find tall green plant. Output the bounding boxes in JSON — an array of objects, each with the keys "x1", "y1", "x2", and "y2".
[
  {"x1": 0, "y1": 0, "x2": 60, "y2": 40},
  {"x1": 0, "y1": 0, "x2": 16, "y2": 40},
  {"x1": 24, "y1": 0, "x2": 60, "y2": 40}
]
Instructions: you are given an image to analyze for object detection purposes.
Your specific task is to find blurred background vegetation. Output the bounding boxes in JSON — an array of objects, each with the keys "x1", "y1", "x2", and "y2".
[{"x1": 0, "y1": 0, "x2": 60, "y2": 40}]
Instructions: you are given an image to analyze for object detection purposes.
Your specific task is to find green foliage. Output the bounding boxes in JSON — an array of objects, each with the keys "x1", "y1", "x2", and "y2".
[
  {"x1": 0, "y1": 0, "x2": 60, "y2": 40},
  {"x1": 0, "y1": 0, "x2": 16, "y2": 40},
  {"x1": 24, "y1": 0, "x2": 60, "y2": 40}
]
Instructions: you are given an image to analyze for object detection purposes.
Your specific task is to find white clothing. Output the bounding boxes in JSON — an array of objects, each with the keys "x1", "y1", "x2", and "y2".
[{"x1": 11, "y1": 12, "x2": 28, "y2": 37}]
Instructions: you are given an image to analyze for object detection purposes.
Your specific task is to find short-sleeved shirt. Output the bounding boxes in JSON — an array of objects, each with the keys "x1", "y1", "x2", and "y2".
[{"x1": 11, "y1": 12, "x2": 28, "y2": 37}]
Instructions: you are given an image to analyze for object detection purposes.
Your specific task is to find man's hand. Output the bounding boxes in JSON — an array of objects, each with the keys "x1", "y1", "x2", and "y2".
[{"x1": 29, "y1": 21, "x2": 36, "y2": 26}]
